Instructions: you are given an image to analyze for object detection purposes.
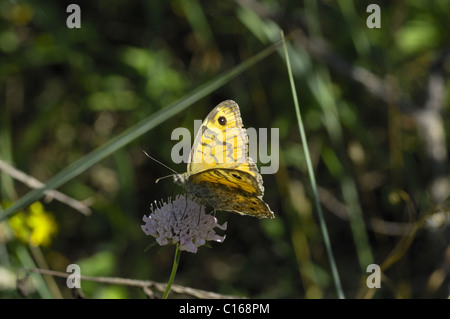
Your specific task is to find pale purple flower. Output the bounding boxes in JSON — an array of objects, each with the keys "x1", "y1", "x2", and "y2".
[{"x1": 141, "y1": 195, "x2": 227, "y2": 253}]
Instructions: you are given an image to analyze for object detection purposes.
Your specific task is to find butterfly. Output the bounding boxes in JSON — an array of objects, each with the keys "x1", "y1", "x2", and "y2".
[{"x1": 173, "y1": 100, "x2": 275, "y2": 219}]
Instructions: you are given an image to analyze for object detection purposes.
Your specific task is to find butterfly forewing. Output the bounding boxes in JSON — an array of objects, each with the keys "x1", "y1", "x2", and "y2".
[{"x1": 189, "y1": 101, "x2": 247, "y2": 171}]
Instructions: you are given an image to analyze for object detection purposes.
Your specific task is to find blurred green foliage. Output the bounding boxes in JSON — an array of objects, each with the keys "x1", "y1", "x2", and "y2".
[{"x1": 1, "y1": 0, "x2": 449, "y2": 299}]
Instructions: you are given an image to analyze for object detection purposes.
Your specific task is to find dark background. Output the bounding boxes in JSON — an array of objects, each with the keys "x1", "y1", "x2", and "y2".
[{"x1": 1, "y1": 0, "x2": 449, "y2": 298}]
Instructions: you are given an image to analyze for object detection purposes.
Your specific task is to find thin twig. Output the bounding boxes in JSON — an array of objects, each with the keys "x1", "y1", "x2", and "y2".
[
  {"x1": 20, "y1": 267, "x2": 241, "y2": 299},
  {"x1": 318, "y1": 186, "x2": 421, "y2": 236},
  {"x1": 0, "y1": 159, "x2": 92, "y2": 216}
]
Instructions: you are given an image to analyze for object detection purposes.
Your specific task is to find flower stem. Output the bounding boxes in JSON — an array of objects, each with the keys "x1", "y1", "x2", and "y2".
[{"x1": 162, "y1": 243, "x2": 181, "y2": 299}]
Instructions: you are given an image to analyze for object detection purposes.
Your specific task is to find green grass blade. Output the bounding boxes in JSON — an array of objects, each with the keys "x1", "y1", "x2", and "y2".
[
  {"x1": 0, "y1": 40, "x2": 281, "y2": 221},
  {"x1": 281, "y1": 31, "x2": 345, "y2": 299}
]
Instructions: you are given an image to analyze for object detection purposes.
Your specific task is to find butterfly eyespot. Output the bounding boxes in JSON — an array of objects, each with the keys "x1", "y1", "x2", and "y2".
[{"x1": 218, "y1": 116, "x2": 227, "y2": 126}]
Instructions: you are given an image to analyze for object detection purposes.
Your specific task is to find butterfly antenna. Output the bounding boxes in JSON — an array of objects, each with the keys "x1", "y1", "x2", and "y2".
[
  {"x1": 155, "y1": 174, "x2": 175, "y2": 184},
  {"x1": 143, "y1": 151, "x2": 178, "y2": 174},
  {"x1": 143, "y1": 151, "x2": 179, "y2": 183}
]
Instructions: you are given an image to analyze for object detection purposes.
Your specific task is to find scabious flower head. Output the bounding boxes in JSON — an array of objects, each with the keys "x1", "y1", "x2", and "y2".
[{"x1": 141, "y1": 195, "x2": 227, "y2": 253}]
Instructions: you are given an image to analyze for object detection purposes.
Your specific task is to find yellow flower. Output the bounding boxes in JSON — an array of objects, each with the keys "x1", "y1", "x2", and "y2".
[{"x1": 9, "y1": 201, "x2": 58, "y2": 247}]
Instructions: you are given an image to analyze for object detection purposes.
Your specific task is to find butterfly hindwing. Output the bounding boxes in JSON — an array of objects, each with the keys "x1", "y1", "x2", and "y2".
[
  {"x1": 185, "y1": 169, "x2": 273, "y2": 218},
  {"x1": 188, "y1": 168, "x2": 262, "y2": 196}
]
